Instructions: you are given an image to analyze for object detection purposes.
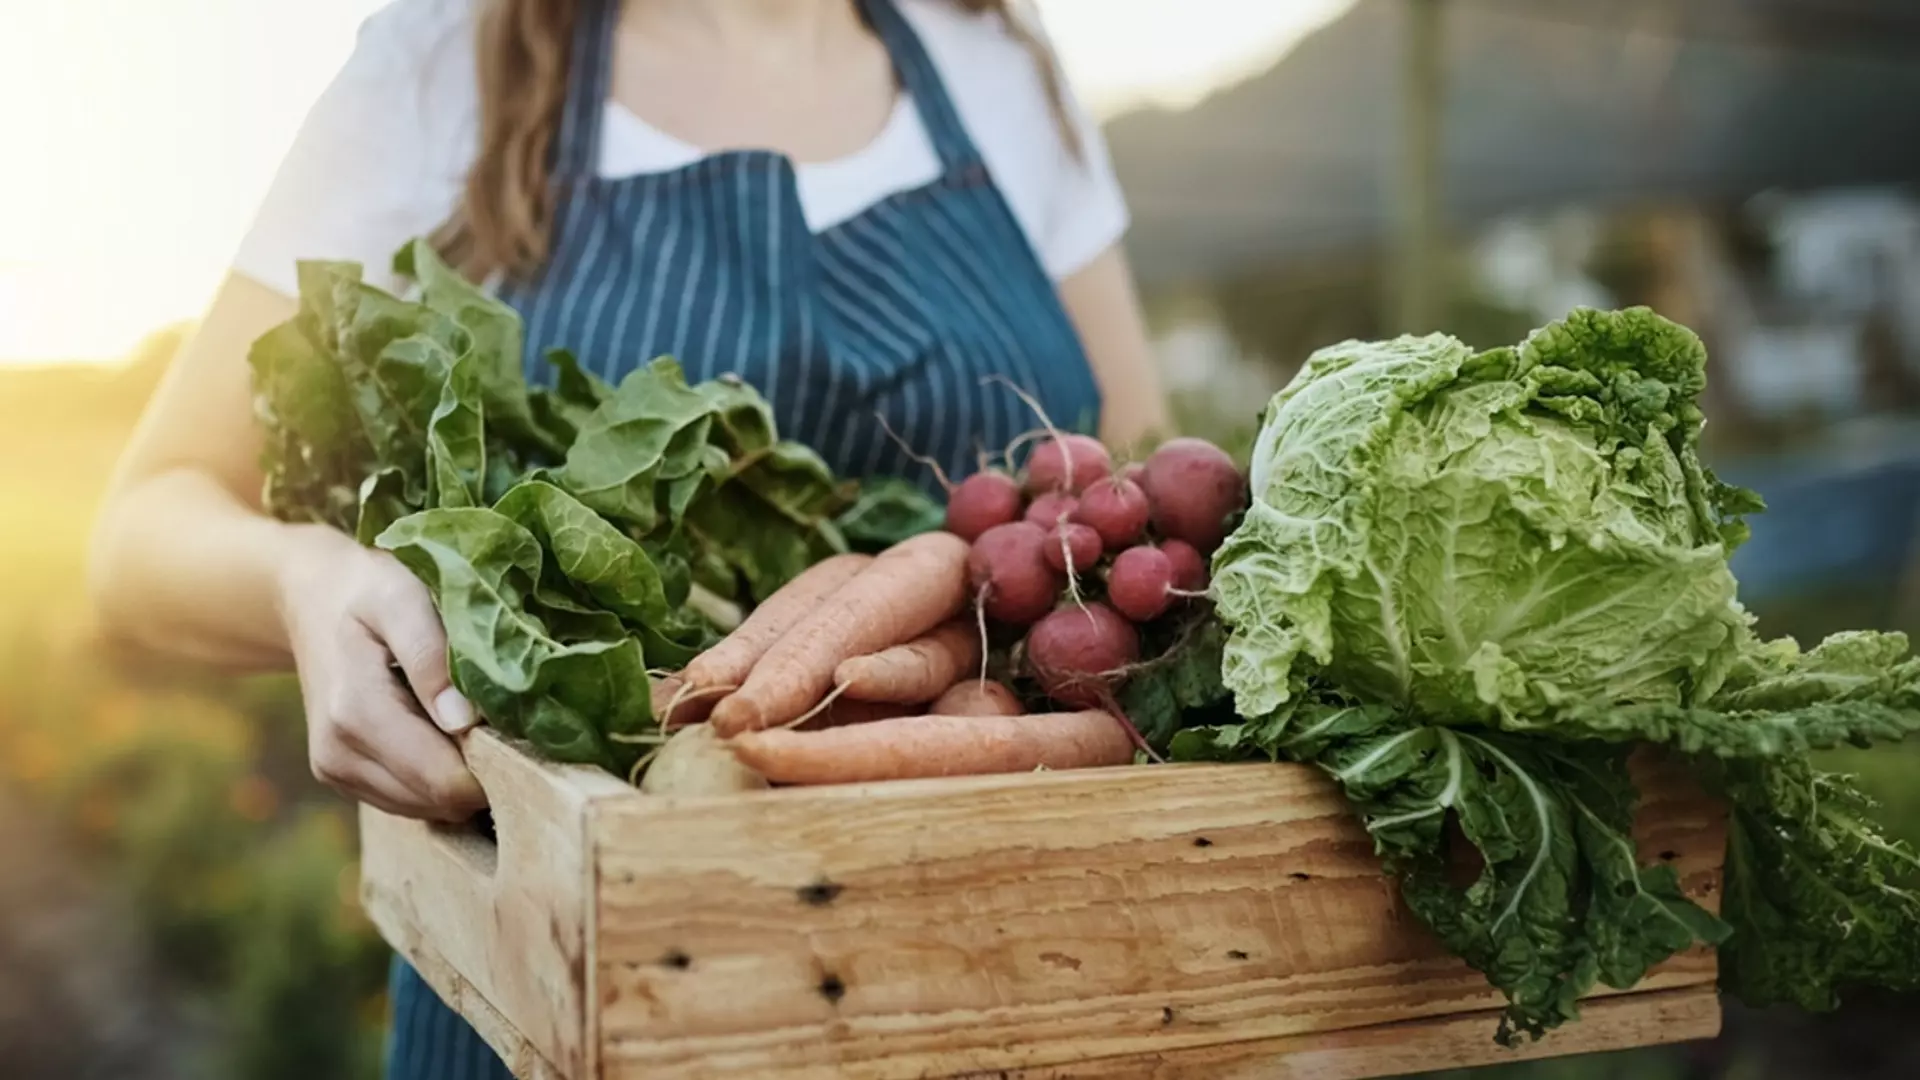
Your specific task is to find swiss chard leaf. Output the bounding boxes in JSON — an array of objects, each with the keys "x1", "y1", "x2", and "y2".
[
  {"x1": 251, "y1": 237, "x2": 866, "y2": 776},
  {"x1": 373, "y1": 508, "x2": 649, "y2": 775},
  {"x1": 1121, "y1": 615, "x2": 1234, "y2": 749},
  {"x1": 830, "y1": 476, "x2": 946, "y2": 552},
  {"x1": 553, "y1": 358, "x2": 722, "y2": 534}
]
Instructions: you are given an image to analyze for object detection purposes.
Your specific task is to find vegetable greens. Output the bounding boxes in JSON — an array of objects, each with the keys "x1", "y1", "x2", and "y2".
[
  {"x1": 249, "y1": 239, "x2": 937, "y2": 775},
  {"x1": 1179, "y1": 308, "x2": 1920, "y2": 1043}
]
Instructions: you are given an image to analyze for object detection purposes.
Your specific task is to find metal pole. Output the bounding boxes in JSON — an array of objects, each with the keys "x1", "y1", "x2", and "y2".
[{"x1": 1395, "y1": 0, "x2": 1444, "y2": 334}]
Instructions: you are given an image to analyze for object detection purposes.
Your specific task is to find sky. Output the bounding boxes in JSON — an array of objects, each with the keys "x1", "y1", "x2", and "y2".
[{"x1": 0, "y1": 0, "x2": 1350, "y2": 363}]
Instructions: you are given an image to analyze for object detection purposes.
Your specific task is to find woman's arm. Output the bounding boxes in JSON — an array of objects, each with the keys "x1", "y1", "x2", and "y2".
[
  {"x1": 89, "y1": 272, "x2": 485, "y2": 821},
  {"x1": 89, "y1": 273, "x2": 302, "y2": 669},
  {"x1": 1058, "y1": 243, "x2": 1170, "y2": 452}
]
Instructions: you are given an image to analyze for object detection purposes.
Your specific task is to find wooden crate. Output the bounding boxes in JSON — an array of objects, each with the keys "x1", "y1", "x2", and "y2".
[{"x1": 359, "y1": 729, "x2": 1727, "y2": 1080}]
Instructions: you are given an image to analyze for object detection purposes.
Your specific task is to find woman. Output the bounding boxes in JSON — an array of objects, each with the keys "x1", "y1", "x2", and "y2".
[{"x1": 89, "y1": 0, "x2": 1167, "y2": 1075}]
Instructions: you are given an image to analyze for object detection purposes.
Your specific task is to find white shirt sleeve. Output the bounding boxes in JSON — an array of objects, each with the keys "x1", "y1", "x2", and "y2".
[
  {"x1": 1035, "y1": 74, "x2": 1130, "y2": 280},
  {"x1": 1018, "y1": 3, "x2": 1129, "y2": 281},
  {"x1": 897, "y1": 0, "x2": 1128, "y2": 281},
  {"x1": 231, "y1": 0, "x2": 473, "y2": 298}
]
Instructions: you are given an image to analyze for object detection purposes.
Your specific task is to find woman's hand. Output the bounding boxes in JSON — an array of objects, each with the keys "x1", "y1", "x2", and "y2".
[{"x1": 276, "y1": 526, "x2": 487, "y2": 822}]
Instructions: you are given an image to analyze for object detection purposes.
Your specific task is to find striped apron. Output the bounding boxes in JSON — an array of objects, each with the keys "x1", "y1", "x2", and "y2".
[{"x1": 384, "y1": 0, "x2": 1103, "y2": 1076}]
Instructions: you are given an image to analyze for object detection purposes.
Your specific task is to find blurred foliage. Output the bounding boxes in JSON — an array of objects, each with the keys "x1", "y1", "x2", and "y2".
[{"x1": 0, "y1": 330, "x2": 388, "y2": 1080}]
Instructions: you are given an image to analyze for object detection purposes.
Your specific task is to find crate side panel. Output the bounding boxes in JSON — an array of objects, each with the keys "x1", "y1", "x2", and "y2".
[
  {"x1": 361, "y1": 729, "x2": 620, "y2": 1078},
  {"x1": 589, "y1": 761, "x2": 1722, "y2": 1079}
]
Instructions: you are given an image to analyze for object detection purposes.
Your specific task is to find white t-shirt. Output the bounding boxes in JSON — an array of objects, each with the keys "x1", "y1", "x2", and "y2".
[{"x1": 233, "y1": 0, "x2": 1129, "y2": 298}]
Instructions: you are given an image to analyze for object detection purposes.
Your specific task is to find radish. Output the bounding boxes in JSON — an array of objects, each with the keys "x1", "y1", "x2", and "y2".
[
  {"x1": 1161, "y1": 538, "x2": 1209, "y2": 593},
  {"x1": 1108, "y1": 545, "x2": 1176, "y2": 622},
  {"x1": 1140, "y1": 438, "x2": 1245, "y2": 554},
  {"x1": 945, "y1": 470, "x2": 1023, "y2": 542},
  {"x1": 1026, "y1": 602, "x2": 1140, "y2": 708},
  {"x1": 1073, "y1": 477, "x2": 1151, "y2": 551},
  {"x1": 1026, "y1": 434, "x2": 1112, "y2": 495},
  {"x1": 968, "y1": 521, "x2": 1063, "y2": 626},
  {"x1": 1024, "y1": 491, "x2": 1078, "y2": 527},
  {"x1": 1119, "y1": 461, "x2": 1146, "y2": 486},
  {"x1": 1043, "y1": 523, "x2": 1103, "y2": 575}
]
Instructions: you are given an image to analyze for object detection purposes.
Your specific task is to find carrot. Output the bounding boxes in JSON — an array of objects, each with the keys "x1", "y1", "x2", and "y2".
[
  {"x1": 728, "y1": 710, "x2": 1134, "y2": 785},
  {"x1": 668, "y1": 553, "x2": 872, "y2": 727},
  {"x1": 834, "y1": 621, "x2": 980, "y2": 704},
  {"x1": 930, "y1": 678, "x2": 1025, "y2": 717},
  {"x1": 710, "y1": 531, "x2": 972, "y2": 735}
]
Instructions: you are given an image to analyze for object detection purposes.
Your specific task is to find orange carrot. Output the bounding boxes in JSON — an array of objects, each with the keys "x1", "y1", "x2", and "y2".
[
  {"x1": 727, "y1": 710, "x2": 1134, "y2": 785},
  {"x1": 710, "y1": 532, "x2": 971, "y2": 735},
  {"x1": 668, "y1": 553, "x2": 871, "y2": 727},
  {"x1": 929, "y1": 678, "x2": 1025, "y2": 717},
  {"x1": 834, "y1": 621, "x2": 980, "y2": 704}
]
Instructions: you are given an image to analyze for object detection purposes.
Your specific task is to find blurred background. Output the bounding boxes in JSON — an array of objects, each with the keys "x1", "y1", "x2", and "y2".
[{"x1": 3, "y1": 1, "x2": 1918, "y2": 1077}]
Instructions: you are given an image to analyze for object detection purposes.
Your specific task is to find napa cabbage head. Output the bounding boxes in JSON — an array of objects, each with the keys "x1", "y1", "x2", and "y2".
[{"x1": 1214, "y1": 308, "x2": 1762, "y2": 725}]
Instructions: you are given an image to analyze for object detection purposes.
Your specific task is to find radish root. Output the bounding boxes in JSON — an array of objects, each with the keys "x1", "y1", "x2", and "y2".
[
  {"x1": 780, "y1": 682, "x2": 851, "y2": 732},
  {"x1": 875, "y1": 411, "x2": 953, "y2": 491},
  {"x1": 1057, "y1": 528, "x2": 1091, "y2": 615},
  {"x1": 624, "y1": 742, "x2": 667, "y2": 786},
  {"x1": 984, "y1": 374, "x2": 1071, "y2": 488},
  {"x1": 661, "y1": 681, "x2": 737, "y2": 728},
  {"x1": 974, "y1": 583, "x2": 992, "y2": 685}
]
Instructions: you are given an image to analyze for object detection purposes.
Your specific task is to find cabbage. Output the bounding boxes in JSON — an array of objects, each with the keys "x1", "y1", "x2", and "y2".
[
  {"x1": 1217, "y1": 309, "x2": 1761, "y2": 725},
  {"x1": 1187, "y1": 309, "x2": 1920, "y2": 1043}
]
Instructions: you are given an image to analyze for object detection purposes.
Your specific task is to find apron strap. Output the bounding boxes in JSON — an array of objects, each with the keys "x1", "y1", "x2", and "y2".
[
  {"x1": 859, "y1": 0, "x2": 987, "y2": 177},
  {"x1": 554, "y1": 0, "x2": 621, "y2": 186}
]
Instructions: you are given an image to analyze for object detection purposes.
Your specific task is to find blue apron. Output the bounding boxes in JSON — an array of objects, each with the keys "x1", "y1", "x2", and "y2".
[{"x1": 385, "y1": 0, "x2": 1103, "y2": 1074}]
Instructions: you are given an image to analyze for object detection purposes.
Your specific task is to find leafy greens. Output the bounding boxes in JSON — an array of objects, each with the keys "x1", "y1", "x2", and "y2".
[
  {"x1": 1177, "y1": 308, "x2": 1920, "y2": 1042},
  {"x1": 249, "y1": 239, "x2": 938, "y2": 775}
]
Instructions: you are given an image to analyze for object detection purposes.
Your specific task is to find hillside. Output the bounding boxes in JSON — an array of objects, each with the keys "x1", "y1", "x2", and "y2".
[{"x1": 1106, "y1": 0, "x2": 1920, "y2": 286}]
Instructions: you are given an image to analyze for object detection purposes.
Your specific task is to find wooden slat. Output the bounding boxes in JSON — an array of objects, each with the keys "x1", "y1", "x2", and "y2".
[
  {"x1": 359, "y1": 729, "x2": 629, "y2": 1079},
  {"x1": 587, "y1": 757, "x2": 1724, "y2": 1079},
  {"x1": 992, "y1": 984, "x2": 1723, "y2": 1080}
]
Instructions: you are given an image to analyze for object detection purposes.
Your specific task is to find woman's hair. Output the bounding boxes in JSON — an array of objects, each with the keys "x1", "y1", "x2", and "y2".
[{"x1": 434, "y1": 0, "x2": 1079, "y2": 282}]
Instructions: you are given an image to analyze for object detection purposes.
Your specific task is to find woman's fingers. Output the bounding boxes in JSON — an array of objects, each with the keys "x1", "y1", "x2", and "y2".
[
  {"x1": 322, "y1": 757, "x2": 437, "y2": 820},
  {"x1": 308, "y1": 628, "x2": 487, "y2": 822},
  {"x1": 358, "y1": 551, "x2": 476, "y2": 735}
]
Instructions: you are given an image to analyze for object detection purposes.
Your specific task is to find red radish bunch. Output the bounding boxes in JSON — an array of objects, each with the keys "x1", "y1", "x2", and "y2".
[{"x1": 947, "y1": 432, "x2": 1248, "y2": 712}]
